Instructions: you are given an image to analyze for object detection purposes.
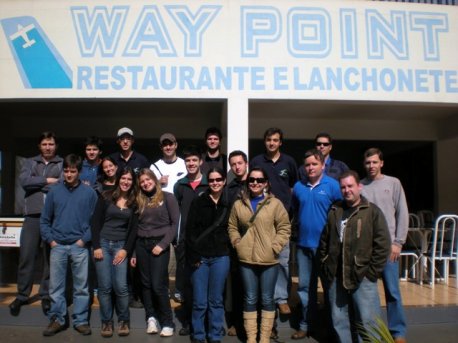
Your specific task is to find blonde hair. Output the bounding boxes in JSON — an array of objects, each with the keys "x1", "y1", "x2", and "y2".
[{"x1": 136, "y1": 168, "x2": 164, "y2": 214}]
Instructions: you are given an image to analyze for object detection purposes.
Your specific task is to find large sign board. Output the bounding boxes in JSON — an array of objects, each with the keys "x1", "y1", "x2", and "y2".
[{"x1": 1, "y1": 0, "x2": 457, "y2": 102}]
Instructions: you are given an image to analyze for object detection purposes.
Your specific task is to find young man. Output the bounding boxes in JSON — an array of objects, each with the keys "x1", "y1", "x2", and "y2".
[
  {"x1": 225, "y1": 150, "x2": 249, "y2": 337},
  {"x1": 10, "y1": 132, "x2": 63, "y2": 317},
  {"x1": 109, "y1": 127, "x2": 149, "y2": 175},
  {"x1": 361, "y1": 148, "x2": 409, "y2": 343},
  {"x1": 200, "y1": 127, "x2": 227, "y2": 176},
  {"x1": 150, "y1": 133, "x2": 186, "y2": 193},
  {"x1": 250, "y1": 128, "x2": 298, "y2": 317},
  {"x1": 291, "y1": 149, "x2": 341, "y2": 340},
  {"x1": 318, "y1": 170, "x2": 391, "y2": 343},
  {"x1": 80, "y1": 136, "x2": 103, "y2": 187},
  {"x1": 226, "y1": 150, "x2": 248, "y2": 205},
  {"x1": 299, "y1": 132, "x2": 349, "y2": 181},
  {"x1": 40, "y1": 154, "x2": 98, "y2": 336},
  {"x1": 173, "y1": 146, "x2": 209, "y2": 335}
]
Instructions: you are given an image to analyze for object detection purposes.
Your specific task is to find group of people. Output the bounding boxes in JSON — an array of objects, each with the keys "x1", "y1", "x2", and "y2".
[{"x1": 9, "y1": 126, "x2": 409, "y2": 343}]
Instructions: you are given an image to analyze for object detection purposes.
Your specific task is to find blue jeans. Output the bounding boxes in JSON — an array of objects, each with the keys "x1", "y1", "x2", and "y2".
[
  {"x1": 191, "y1": 256, "x2": 230, "y2": 341},
  {"x1": 48, "y1": 243, "x2": 89, "y2": 327},
  {"x1": 382, "y1": 260, "x2": 407, "y2": 338},
  {"x1": 296, "y1": 247, "x2": 318, "y2": 332},
  {"x1": 328, "y1": 277, "x2": 381, "y2": 343},
  {"x1": 274, "y1": 243, "x2": 290, "y2": 304},
  {"x1": 240, "y1": 263, "x2": 279, "y2": 312},
  {"x1": 95, "y1": 239, "x2": 129, "y2": 323}
]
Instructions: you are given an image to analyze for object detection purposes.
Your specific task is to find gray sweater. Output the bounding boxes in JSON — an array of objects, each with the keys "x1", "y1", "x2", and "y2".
[{"x1": 361, "y1": 175, "x2": 409, "y2": 246}]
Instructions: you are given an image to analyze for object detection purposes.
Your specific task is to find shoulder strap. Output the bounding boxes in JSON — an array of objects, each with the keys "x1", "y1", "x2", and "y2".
[
  {"x1": 248, "y1": 197, "x2": 269, "y2": 224},
  {"x1": 151, "y1": 163, "x2": 163, "y2": 176},
  {"x1": 194, "y1": 206, "x2": 228, "y2": 245}
]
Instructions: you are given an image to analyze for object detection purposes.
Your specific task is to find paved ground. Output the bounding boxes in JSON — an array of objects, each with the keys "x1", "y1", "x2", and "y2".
[{"x1": 1, "y1": 322, "x2": 458, "y2": 343}]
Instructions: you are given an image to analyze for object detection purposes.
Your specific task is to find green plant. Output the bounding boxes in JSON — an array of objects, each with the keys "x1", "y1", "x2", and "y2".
[{"x1": 357, "y1": 317, "x2": 395, "y2": 343}]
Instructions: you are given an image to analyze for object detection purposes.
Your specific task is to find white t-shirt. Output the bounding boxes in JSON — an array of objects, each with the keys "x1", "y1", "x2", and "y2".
[{"x1": 150, "y1": 157, "x2": 187, "y2": 193}]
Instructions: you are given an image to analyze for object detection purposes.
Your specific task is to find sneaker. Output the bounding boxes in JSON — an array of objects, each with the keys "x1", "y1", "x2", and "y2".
[
  {"x1": 75, "y1": 324, "x2": 92, "y2": 335},
  {"x1": 43, "y1": 318, "x2": 65, "y2": 336},
  {"x1": 118, "y1": 321, "x2": 130, "y2": 336},
  {"x1": 101, "y1": 322, "x2": 113, "y2": 338},
  {"x1": 173, "y1": 292, "x2": 184, "y2": 303},
  {"x1": 146, "y1": 317, "x2": 159, "y2": 334},
  {"x1": 160, "y1": 326, "x2": 174, "y2": 337}
]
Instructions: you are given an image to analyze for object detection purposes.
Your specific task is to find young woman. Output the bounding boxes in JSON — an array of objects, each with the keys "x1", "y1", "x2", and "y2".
[
  {"x1": 186, "y1": 168, "x2": 231, "y2": 343},
  {"x1": 92, "y1": 167, "x2": 138, "y2": 337},
  {"x1": 228, "y1": 167, "x2": 291, "y2": 343},
  {"x1": 96, "y1": 156, "x2": 118, "y2": 193},
  {"x1": 130, "y1": 168, "x2": 179, "y2": 337}
]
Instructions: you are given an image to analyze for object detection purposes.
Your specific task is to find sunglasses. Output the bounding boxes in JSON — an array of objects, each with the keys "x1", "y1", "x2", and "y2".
[
  {"x1": 316, "y1": 142, "x2": 331, "y2": 147},
  {"x1": 248, "y1": 177, "x2": 267, "y2": 184},
  {"x1": 208, "y1": 177, "x2": 224, "y2": 183}
]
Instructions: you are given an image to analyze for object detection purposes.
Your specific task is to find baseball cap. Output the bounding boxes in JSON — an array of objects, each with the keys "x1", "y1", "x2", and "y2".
[
  {"x1": 160, "y1": 133, "x2": 176, "y2": 144},
  {"x1": 117, "y1": 127, "x2": 134, "y2": 138}
]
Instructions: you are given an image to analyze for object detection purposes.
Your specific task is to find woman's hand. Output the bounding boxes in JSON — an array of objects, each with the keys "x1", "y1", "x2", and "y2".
[
  {"x1": 93, "y1": 248, "x2": 103, "y2": 260},
  {"x1": 130, "y1": 257, "x2": 137, "y2": 268},
  {"x1": 113, "y1": 249, "x2": 127, "y2": 265},
  {"x1": 152, "y1": 245, "x2": 163, "y2": 256}
]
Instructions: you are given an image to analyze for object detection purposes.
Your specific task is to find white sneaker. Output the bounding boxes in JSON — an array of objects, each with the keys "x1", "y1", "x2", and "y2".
[
  {"x1": 160, "y1": 326, "x2": 174, "y2": 337},
  {"x1": 146, "y1": 317, "x2": 159, "y2": 334}
]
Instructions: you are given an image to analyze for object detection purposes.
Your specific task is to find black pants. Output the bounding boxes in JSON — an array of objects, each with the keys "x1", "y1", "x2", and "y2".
[
  {"x1": 136, "y1": 237, "x2": 173, "y2": 328},
  {"x1": 16, "y1": 215, "x2": 50, "y2": 301}
]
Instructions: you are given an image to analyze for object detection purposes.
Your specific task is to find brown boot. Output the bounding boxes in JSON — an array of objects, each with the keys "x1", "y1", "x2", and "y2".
[
  {"x1": 259, "y1": 310, "x2": 276, "y2": 343},
  {"x1": 243, "y1": 311, "x2": 258, "y2": 343}
]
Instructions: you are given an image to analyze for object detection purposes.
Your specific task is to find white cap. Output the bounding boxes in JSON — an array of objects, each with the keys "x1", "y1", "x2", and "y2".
[{"x1": 117, "y1": 127, "x2": 133, "y2": 137}]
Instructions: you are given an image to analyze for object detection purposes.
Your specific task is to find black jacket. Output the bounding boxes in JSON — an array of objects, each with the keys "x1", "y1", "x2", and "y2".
[{"x1": 185, "y1": 190, "x2": 230, "y2": 265}]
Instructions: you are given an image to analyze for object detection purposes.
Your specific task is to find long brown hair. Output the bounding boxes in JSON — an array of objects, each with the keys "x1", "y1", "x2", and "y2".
[
  {"x1": 136, "y1": 168, "x2": 164, "y2": 214},
  {"x1": 105, "y1": 167, "x2": 137, "y2": 208}
]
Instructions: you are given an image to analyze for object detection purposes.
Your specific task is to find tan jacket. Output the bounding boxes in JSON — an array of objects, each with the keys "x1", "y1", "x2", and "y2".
[{"x1": 228, "y1": 194, "x2": 291, "y2": 265}]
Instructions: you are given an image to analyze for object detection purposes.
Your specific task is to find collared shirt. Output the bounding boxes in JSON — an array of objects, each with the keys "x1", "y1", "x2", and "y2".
[
  {"x1": 250, "y1": 153, "x2": 298, "y2": 211},
  {"x1": 292, "y1": 175, "x2": 342, "y2": 248}
]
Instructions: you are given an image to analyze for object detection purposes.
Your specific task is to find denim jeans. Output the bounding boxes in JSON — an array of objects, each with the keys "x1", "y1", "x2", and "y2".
[
  {"x1": 191, "y1": 256, "x2": 230, "y2": 341},
  {"x1": 274, "y1": 243, "x2": 290, "y2": 304},
  {"x1": 135, "y1": 237, "x2": 173, "y2": 327},
  {"x1": 48, "y1": 243, "x2": 89, "y2": 327},
  {"x1": 239, "y1": 263, "x2": 279, "y2": 312},
  {"x1": 296, "y1": 247, "x2": 319, "y2": 332},
  {"x1": 382, "y1": 260, "x2": 407, "y2": 338},
  {"x1": 328, "y1": 277, "x2": 381, "y2": 343},
  {"x1": 95, "y1": 239, "x2": 129, "y2": 323}
]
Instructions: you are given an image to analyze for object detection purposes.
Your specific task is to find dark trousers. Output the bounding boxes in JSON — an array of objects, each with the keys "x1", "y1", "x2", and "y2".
[
  {"x1": 16, "y1": 215, "x2": 50, "y2": 301},
  {"x1": 136, "y1": 237, "x2": 174, "y2": 328}
]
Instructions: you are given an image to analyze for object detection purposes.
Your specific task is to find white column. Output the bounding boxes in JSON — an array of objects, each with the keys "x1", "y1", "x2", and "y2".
[{"x1": 227, "y1": 97, "x2": 249, "y2": 159}]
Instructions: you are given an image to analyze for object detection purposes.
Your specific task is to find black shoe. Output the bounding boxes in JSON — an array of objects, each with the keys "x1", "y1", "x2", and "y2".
[
  {"x1": 43, "y1": 319, "x2": 65, "y2": 336},
  {"x1": 178, "y1": 326, "x2": 191, "y2": 336},
  {"x1": 41, "y1": 298, "x2": 51, "y2": 315},
  {"x1": 75, "y1": 324, "x2": 92, "y2": 335},
  {"x1": 129, "y1": 298, "x2": 144, "y2": 308},
  {"x1": 9, "y1": 298, "x2": 27, "y2": 317}
]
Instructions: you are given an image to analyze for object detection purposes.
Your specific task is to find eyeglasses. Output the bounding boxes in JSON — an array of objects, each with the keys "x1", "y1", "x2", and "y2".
[
  {"x1": 208, "y1": 177, "x2": 224, "y2": 183},
  {"x1": 316, "y1": 142, "x2": 331, "y2": 147},
  {"x1": 248, "y1": 177, "x2": 267, "y2": 184}
]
